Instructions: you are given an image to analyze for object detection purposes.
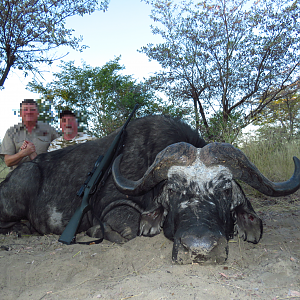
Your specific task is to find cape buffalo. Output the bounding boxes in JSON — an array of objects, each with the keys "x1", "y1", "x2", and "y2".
[{"x1": 0, "y1": 115, "x2": 299, "y2": 264}]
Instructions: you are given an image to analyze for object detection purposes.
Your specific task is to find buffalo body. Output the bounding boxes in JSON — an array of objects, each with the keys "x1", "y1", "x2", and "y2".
[{"x1": 1, "y1": 115, "x2": 299, "y2": 264}]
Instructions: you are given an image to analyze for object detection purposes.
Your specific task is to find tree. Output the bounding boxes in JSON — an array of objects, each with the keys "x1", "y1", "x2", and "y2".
[
  {"x1": 253, "y1": 81, "x2": 300, "y2": 140},
  {"x1": 0, "y1": 0, "x2": 109, "y2": 87},
  {"x1": 28, "y1": 57, "x2": 182, "y2": 137},
  {"x1": 141, "y1": 0, "x2": 300, "y2": 142}
]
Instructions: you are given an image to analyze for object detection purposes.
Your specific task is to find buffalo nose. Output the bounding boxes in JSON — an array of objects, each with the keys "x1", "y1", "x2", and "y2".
[{"x1": 172, "y1": 232, "x2": 228, "y2": 264}]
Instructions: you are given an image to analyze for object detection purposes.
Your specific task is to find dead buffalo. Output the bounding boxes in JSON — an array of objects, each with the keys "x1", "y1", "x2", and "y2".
[{"x1": 0, "y1": 115, "x2": 299, "y2": 264}]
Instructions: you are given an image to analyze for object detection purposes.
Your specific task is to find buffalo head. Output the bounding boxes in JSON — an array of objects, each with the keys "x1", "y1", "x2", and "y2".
[{"x1": 112, "y1": 142, "x2": 300, "y2": 264}]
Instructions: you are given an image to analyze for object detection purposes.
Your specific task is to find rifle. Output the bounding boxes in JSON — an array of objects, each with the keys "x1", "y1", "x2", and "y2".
[{"x1": 58, "y1": 104, "x2": 139, "y2": 245}]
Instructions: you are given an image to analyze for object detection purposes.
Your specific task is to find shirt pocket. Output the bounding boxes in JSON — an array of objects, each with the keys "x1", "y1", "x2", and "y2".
[
  {"x1": 37, "y1": 135, "x2": 52, "y2": 143},
  {"x1": 35, "y1": 135, "x2": 52, "y2": 154},
  {"x1": 14, "y1": 135, "x2": 26, "y2": 152}
]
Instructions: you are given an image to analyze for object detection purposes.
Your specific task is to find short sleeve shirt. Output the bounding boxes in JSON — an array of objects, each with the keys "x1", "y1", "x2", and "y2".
[
  {"x1": 47, "y1": 132, "x2": 97, "y2": 152},
  {"x1": 0, "y1": 121, "x2": 59, "y2": 169}
]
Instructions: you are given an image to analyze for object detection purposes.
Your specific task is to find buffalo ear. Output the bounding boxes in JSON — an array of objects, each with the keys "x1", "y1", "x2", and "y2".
[{"x1": 233, "y1": 205, "x2": 263, "y2": 244}]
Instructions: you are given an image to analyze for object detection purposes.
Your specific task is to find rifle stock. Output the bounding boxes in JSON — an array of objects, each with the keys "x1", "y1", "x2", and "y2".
[
  {"x1": 58, "y1": 189, "x2": 91, "y2": 244},
  {"x1": 58, "y1": 104, "x2": 139, "y2": 245}
]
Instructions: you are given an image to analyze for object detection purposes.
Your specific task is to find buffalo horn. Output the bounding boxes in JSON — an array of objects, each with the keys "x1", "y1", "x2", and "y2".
[
  {"x1": 199, "y1": 142, "x2": 300, "y2": 197},
  {"x1": 112, "y1": 142, "x2": 197, "y2": 195}
]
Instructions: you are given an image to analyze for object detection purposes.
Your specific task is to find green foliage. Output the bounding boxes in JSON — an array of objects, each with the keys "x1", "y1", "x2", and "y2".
[
  {"x1": 200, "y1": 110, "x2": 244, "y2": 143},
  {"x1": 0, "y1": 0, "x2": 110, "y2": 87},
  {"x1": 28, "y1": 57, "x2": 180, "y2": 137},
  {"x1": 141, "y1": 0, "x2": 300, "y2": 142},
  {"x1": 253, "y1": 85, "x2": 300, "y2": 140},
  {"x1": 36, "y1": 98, "x2": 56, "y2": 124}
]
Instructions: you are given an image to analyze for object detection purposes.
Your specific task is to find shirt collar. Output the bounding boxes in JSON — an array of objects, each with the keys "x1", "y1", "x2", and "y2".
[{"x1": 20, "y1": 121, "x2": 39, "y2": 130}]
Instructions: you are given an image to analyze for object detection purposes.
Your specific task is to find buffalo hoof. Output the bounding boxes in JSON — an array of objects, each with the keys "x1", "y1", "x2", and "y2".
[
  {"x1": 0, "y1": 221, "x2": 35, "y2": 235},
  {"x1": 0, "y1": 221, "x2": 17, "y2": 229},
  {"x1": 86, "y1": 225, "x2": 104, "y2": 239},
  {"x1": 172, "y1": 233, "x2": 228, "y2": 264},
  {"x1": 139, "y1": 207, "x2": 165, "y2": 237},
  {"x1": 87, "y1": 223, "x2": 132, "y2": 244}
]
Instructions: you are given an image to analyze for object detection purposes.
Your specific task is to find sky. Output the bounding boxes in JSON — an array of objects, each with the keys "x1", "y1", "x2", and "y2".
[{"x1": 0, "y1": 0, "x2": 164, "y2": 141}]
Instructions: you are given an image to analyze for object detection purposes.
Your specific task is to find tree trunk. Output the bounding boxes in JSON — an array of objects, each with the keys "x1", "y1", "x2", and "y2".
[
  {"x1": 0, "y1": 48, "x2": 15, "y2": 87},
  {"x1": 0, "y1": 62, "x2": 12, "y2": 87}
]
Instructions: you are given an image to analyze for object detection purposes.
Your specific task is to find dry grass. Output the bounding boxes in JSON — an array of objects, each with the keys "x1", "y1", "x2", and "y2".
[
  {"x1": 240, "y1": 138, "x2": 300, "y2": 200},
  {"x1": 0, "y1": 158, "x2": 9, "y2": 183},
  {"x1": 241, "y1": 139, "x2": 300, "y2": 182}
]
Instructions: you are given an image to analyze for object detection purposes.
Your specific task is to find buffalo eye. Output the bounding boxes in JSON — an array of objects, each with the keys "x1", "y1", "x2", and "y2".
[
  {"x1": 168, "y1": 188, "x2": 175, "y2": 196},
  {"x1": 223, "y1": 188, "x2": 232, "y2": 198}
]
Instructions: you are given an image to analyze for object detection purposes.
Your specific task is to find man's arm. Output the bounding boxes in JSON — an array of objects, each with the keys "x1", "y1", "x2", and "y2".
[
  {"x1": 4, "y1": 153, "x2": 25, "y2": 168},
  {"x1": 4, "y1": 141, "x2": 36, "y2": 167}
]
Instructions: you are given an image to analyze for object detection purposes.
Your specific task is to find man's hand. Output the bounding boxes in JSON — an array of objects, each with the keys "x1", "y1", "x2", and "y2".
[
  {"x1": 20, "y1": 140, "x2": 37, "y2": 160},
  {"x1": 20, "y1": 141, "x2": 28, "y2": 151},
  {"x1": 4, "y1": 140, "x2": 37, "y2": 167}
]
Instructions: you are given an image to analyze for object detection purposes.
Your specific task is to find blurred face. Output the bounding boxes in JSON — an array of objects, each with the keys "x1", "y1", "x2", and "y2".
[
  {"x1": 20, "y1": 103, "x2": 39, "y2": 124},
  {"x1": 60, "y1": 115, "x2": 77, "y2": 136}
]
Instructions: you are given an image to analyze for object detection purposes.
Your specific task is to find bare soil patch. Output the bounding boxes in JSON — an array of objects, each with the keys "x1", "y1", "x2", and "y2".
[{"x1": 1, "y1": 193, "x2": 300, "y2": 300}]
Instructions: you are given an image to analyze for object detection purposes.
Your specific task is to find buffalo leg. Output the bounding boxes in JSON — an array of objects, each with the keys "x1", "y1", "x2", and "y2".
[
  {"x1": 139, "y1": 206, "x2": 165, "y2": 236},
  {"x1": 0, "y1": 162, "x2": 40, "y2": 225},
  {"x1": 87, "y1": 204, "x2": 140, "y2": 243}
]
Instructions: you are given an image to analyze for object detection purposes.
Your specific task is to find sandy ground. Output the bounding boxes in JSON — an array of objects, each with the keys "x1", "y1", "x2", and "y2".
[{"x1": 1, "y1": 193, "x2": 300, "y2": 300}]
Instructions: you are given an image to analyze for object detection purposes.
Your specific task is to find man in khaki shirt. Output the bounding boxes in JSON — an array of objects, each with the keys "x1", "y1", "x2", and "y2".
[{"x1": 0, "y1": 99, "x2": 59, "y2": 170}]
